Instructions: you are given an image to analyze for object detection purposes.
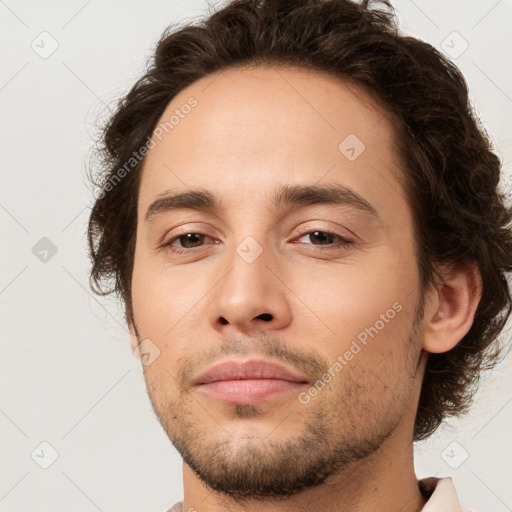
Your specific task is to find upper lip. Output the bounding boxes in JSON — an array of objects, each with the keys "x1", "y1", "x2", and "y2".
[{"x1": 192, "y1": 359, "x2": 310, "y2": 385}]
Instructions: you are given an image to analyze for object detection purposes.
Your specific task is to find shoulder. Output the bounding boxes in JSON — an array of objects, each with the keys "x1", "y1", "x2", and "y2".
[{"x1": 165, "y1": 502, "x2": 183, "y2": 512}]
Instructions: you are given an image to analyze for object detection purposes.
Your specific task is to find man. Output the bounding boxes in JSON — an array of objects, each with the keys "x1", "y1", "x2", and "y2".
[{"x1": 87, "y1": 0, "x2": 512, "y2": 510}]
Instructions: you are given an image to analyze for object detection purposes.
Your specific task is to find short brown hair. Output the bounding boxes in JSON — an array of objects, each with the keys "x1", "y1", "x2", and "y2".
[{"x1": 87, "y1": 0, "x2": 512, "y2": 441}]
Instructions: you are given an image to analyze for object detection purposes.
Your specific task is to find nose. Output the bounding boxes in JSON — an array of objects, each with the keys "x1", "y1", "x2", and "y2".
[{"x1": 208, "y1": 242, "x2": 292, "y2": 334}]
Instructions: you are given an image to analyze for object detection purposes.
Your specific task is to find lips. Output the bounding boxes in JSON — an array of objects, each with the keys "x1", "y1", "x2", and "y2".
[
  {"x1": 192, "y1": 359, "x2": 309, "y2": 404},
  {"x1": 193, "y1": 359, "x2": 309, "y2": 384}
]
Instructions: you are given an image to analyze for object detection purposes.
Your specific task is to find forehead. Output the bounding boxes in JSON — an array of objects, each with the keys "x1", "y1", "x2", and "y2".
[{"x1": 138, "y1": 65, "x2": 405, "y2": 219}]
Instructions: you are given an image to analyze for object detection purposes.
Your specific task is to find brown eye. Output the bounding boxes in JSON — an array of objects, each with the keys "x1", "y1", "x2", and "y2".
[
  {"x1": 294, "y1": 230, "x2": 353, "y2": 250},
  {"x1": 173, "y1": 233, "x2": 207, "y2": 249},
  {"x1": 298, "y1": 231, "x2": 339, "y2": 245},
  {"x1": 162, "y1": 232, "x2": 216, "y2": 254}
]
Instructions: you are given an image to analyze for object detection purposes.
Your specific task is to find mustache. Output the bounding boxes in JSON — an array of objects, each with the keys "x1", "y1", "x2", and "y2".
[{"x1": 176, "y1": 332, "x2": 330, "y2": 391}]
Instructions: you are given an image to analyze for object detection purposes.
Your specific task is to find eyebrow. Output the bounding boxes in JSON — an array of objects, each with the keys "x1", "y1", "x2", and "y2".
[{"x1": 144, "y1": 183, "x2": 378, "y2": 223}]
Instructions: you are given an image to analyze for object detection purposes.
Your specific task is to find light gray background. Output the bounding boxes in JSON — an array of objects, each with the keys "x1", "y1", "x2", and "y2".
[{"x1": 1, "y1": 1, "x2": 511, "y2": 511}]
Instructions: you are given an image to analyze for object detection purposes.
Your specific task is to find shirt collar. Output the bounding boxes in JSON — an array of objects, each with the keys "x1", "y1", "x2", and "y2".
[{"x1": 419, "y1": 476, "x2": 470, "y2": 512}]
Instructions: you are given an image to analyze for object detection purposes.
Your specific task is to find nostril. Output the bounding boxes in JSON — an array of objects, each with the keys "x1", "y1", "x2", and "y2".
[{"x1": 257, "y1": 313, "x2": 273, "y2": 322}]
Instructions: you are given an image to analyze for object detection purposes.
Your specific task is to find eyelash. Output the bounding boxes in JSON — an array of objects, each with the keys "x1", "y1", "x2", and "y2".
[{"x1": 160, "y1": 228, "x2": 354, "y2": 255}]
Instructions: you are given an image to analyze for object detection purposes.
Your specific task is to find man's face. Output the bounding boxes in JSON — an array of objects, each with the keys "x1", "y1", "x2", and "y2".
[{"x1": 131, "y1": 66, "x2": 427, "y2": 497}]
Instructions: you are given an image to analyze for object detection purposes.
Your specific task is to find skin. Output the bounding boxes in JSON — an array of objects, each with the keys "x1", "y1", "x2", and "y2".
[{"x1": 129, "y1": 65, "x2": 481, "y2": 512}]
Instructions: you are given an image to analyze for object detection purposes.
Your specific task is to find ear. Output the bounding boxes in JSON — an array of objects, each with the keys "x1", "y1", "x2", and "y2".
[
  {"x1": 128, "y1": 319, "x2": 139, "y2": 353},
  {"x1": 422, "y1": 261, "x2": 482, "y2": 354}
]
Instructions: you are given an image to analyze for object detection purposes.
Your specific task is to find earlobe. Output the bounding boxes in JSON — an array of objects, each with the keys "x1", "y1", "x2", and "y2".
[
  {"x1": 130, "y1": 331, "x2": 139, "y2": 353},
  {"x1": 422, "y1": 261, "x2": 482, "y2": 354},
  {"x1": 128, "y1": 320, "x2": 139, "y2": 352}
]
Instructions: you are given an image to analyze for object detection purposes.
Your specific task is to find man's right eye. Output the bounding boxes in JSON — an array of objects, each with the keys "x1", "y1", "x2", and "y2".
[{"x1": 161, "y1": 232, "x2": 217, "y2": 254}]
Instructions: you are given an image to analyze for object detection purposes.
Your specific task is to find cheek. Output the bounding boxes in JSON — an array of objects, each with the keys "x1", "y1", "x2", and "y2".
[
  {"x1": 131, "y1": 258, "x2": 217, "y2": 374},
  {"x1": 283, "y1": 247, "x2": 418, "y2": 350}
]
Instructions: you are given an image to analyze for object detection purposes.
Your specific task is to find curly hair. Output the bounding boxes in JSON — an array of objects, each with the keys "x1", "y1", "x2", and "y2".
[{"x1": 86, "y1": 0, "x2": 512, "y2": 441}]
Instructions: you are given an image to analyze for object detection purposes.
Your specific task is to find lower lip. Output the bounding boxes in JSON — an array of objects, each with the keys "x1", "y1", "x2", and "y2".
[{"x1": 197, "y1": 379, "x2": 307, "y2": 404}]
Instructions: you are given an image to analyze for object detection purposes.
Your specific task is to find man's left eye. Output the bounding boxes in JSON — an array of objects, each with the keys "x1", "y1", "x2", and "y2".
[{"x1": 293, "y1": 230, "x2": 354, "y2": 250}]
